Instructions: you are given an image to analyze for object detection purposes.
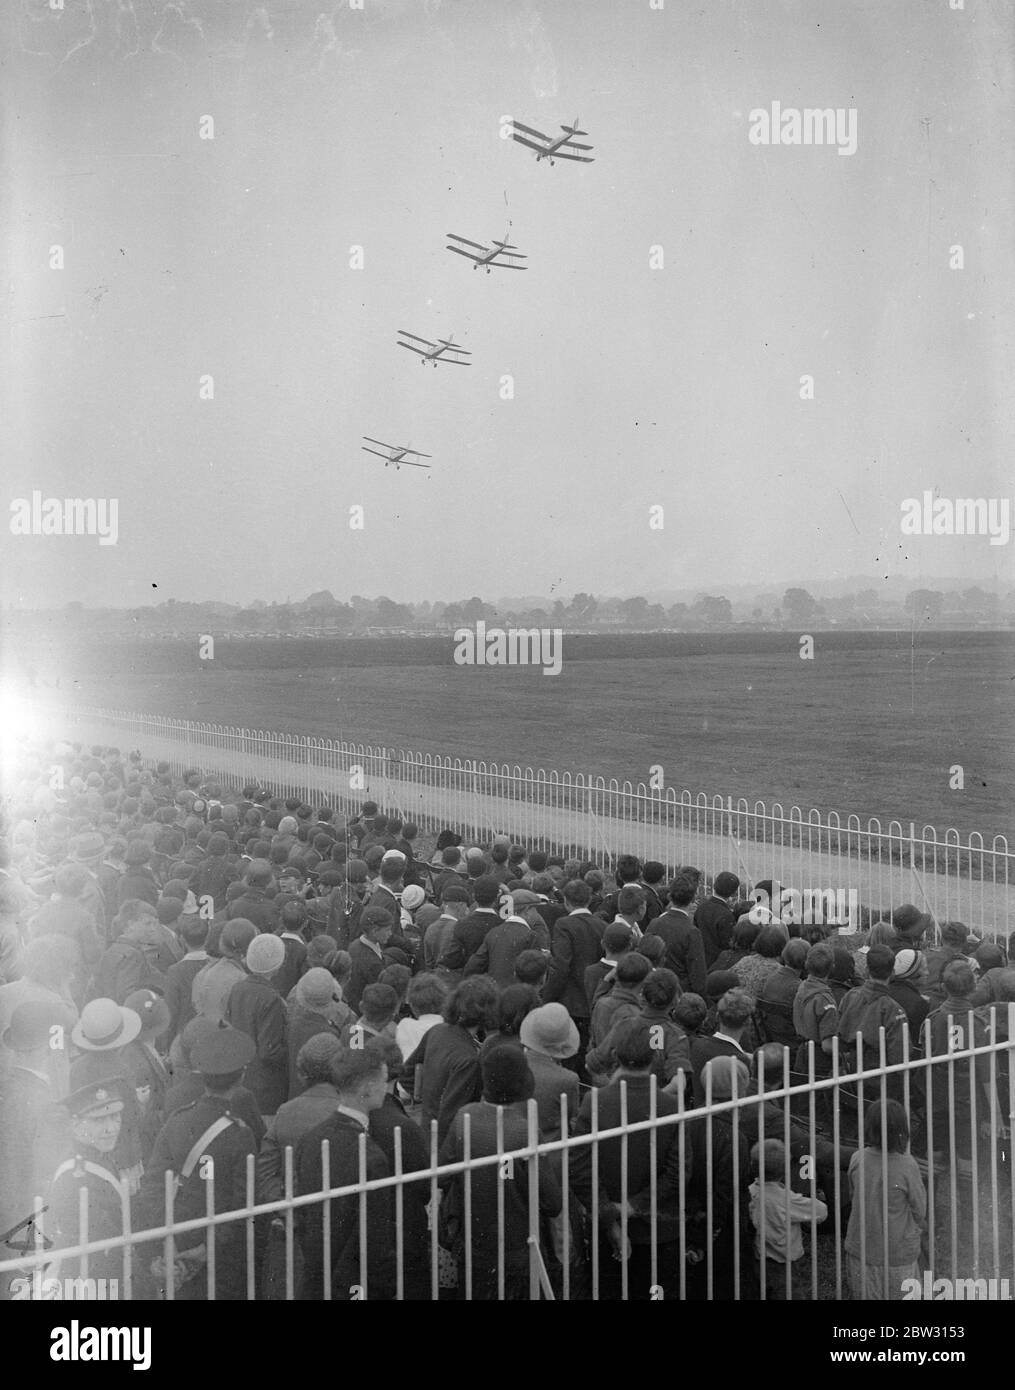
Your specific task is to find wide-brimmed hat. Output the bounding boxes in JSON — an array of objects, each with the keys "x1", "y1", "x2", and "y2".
[
  {"x1": 519, "y1": 1003, "x2": 580, "y2": 1060},
  {"x1": 72, "y1": 998, "x2": 142, "y2": 1051},
  {"x1": 68, "y1": 831, "x2": 105, "y2": 863}
]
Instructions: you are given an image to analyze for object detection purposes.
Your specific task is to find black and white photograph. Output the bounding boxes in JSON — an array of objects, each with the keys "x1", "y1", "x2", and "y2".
[{"x1": 1, "y1": 0, "x2": 1013, "y2": 1344}]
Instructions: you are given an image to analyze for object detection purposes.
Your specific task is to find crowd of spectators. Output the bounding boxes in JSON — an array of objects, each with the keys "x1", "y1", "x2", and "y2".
[{"x1": 0, "y1": 738, "x2": 1012, "y2": 1301}]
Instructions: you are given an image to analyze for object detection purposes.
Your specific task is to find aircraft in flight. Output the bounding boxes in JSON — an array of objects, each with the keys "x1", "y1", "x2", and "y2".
[
  {"x1": 396, "y1": 330, "x2": 472, "y2": 367},
  {"x1": 509, "y1": 117, "x2": 594, "y2": 166},
  {"x1": 445, "y1": 232, "x2": 527, "y2": 273},
  {"x1": 361, "y1": 437, "x2": 432, "y2": 470}
]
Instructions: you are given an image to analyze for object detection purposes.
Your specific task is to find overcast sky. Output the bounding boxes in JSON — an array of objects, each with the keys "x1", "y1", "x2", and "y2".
[{"x1": 3, "y1": 0, "x2": 1013, "y2": 608}]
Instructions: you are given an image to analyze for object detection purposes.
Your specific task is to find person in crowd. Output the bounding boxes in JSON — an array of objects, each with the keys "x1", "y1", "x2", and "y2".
[
  {"x1": 756, "y1": 938, "x2": 808, "y2": 1046},
  {"x1": 296, "y1": 1041, "x2": 398, "y2": 1300},
  {"x1": 733, "y1": 923, "x2": 789, "y2": 1000},
  {"x1": 588, "y1": 951, "x2": 651, "y2": 1051},
  {"x1": 749, "y1": 1137, "x2": 827, "y2": 1299},
  {"x1": 69, "y1": 997, "x2": 145, "y2": 1190},
  {"x1": 837, "y1": 945, "x2": 909, "y2": 1084},
  {"x1": 120, "y1": 989, "x2": 172, "y2": 1163},
  {"x1": 0, "y1": 934, "x2": 78, "y2": 1094},
  {"x1": 274, "y1": 900, "x2": 309, "y2": 997},
  {"x1": 258, "y1": 1033, "x2": 345, "y2": 1205},
  {"x1": 479, "y1": 983, "x2": 539, "y2": 1056},
  {"x1": 844, "y1": 1099, "x2": 927, "y2": 1300},
  {"x1": 192, "y1": 919, "x2": 256, "y2": 1024},
  {"x1": 286, "y1": 968, "x2": 348, "y2": 1098},
  {"x1": 347, "y1": 982, "x2": 400, "y2": 1048},
  {"x1": 695, "y1": 871, "x2": 741, "y2": 969},
  {"x1": 571, "y1": 1018, "x2": 690, "y2": 1300},
  {"x1": 418, "y1": 976, "x2": 500, "y2": 1147},
  {"x1": 584, "y1": 921, "x2": 634, "y2": 1009},
  {"x1": 47, "y1": 1081, "x2": 131, "y2": 1289},
  {"x1": 142, "y1": 1027, "x2": 259, "y2": 1300},
  {"x1": 644, "y1": 873, "x2": 707, "y2": 996},
  {"x1": 925, "y1": 961, "x2": 992, "y2": 1176},
  {"x1": 464, "y1": 902, "x2": 550, "y2": 986},
  {"x1": 888, "y1": 948, "x2": 931, "y2": 1047},
  {"x1": 225, "y1": 933, "x2": 289, "y2": 1117},
  {"x1": 514, "y1": 947, "x2": 550, "y2": 994},
  {"x1": 543, "y1": 879, "x2": 605, "y2": 1077},
  {"x1": 163, "y1": 1017, "x2": 265, "y2": 1148},
  {"x1": 437, "y1": 876, "x2": 502, "y2": 977},
  {"x1": 395, "y1": 972, "x2": 448, "y2": 1063},
  {"x1": 792, "y1": 943, "x2": 839, "y2": 1076},
  {"x1": 346, "y1": 906, "x2": 395, "y2": 1013},
  {"x1": 683, "y1": 1056, "x2": 756, "y2": 1299},
  {"x1": 164, "y1": 915, "x2": 210, "y2": 1046},
  {"x1": 924, "y1": 921, "x2": 977, "y2": 1009},
  {"x1": 439, "y1": 1045, "x2": 561, "y2": 1300},
  {"x1": 689, "y1": 987, "x2": 754, "y2": 1105},
  {"x1": 518, "y1": 1002, "x2": 580, "y2": 1140},
  {"x1": 28, "y1": 863, "x2": 104, "y2": 1005},
  {"x1": 365, "y1": 1035, "x2": 432, "y2": 1299},
  {"x1": 854, "y1": 921, "x2": 896, "y2": 980}
]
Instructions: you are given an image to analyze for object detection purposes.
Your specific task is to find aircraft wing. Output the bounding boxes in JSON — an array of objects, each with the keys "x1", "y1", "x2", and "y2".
[
  {"x1": 511, "y1": 133, "x2": 549, "y2": 155},
  {"x1": 437, "y1": 355, "x2": 471, "y2": 365},
  {"x1": 398, "y1": 342, "x2": 431, "y2": 357},
  {"x1": 446, "y1": 233, "x2": 490, "y2": 251},
  {"x1": 403, "y1": 450, "x2": 432, "y2": 458},
  {"x1": 559, "y1": 139, "x2": 594, "y2": 152},
  {"x1": 402, "y1": 460, "x2": 432, "y2": 469},
  {"x1": 489, "y1": 259, "x2": 527, "y2": 270},
  {"x1": 362, "y1": 437, "x2": 395, "y2": 449},
  {"x1": 550, "y1": 149, "x2": 594, "y2": 163},
  {"x1": 398, "y1": 330, "x2": 437, "y2": 347},
  {"x1": 362, "y1": 446, "x2": 394, "y2": 460},
  {"x1": 446, "y1": 244, "x2": 487, "y2": 263},
  {"x1": 511, "y1": 120, "x2": 552, "y2": 143}
]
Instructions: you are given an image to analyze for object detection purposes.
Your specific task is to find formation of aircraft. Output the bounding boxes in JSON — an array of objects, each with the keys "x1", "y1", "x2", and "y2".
[
  {"x1": 371, "y1": 118, "x2": 594, "y2": 475},
  {"x1": 445, "y1": 232, "x2": 527, "y2": 273},
  {"x1": 361, "y1": 437, "x2": 432, "y2": 470},
  {"x1": 509, "y1": 116, "x2": 595, "y2": 166},
  {"x1": 396, "y1": 330, "x2": 472, "y2": 366}
]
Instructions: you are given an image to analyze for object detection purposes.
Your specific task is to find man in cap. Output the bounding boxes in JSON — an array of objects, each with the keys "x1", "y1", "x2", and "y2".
[
  {"x1": 346, "y1": 906, "x2": 394, "y2": 1013},
  {"x1": 163, "y1": 1018, "x2": 265, "y2": 1147},
  {"x1": 65, "y1": 830, "x2": 109, "y2": 932},
  {"x1": 225, "y1": 859, "x2": 280, "y2": 933},
  {"x1": 462, "y1": 897, "x2": 550, "y2": 988},
  {"x1": 0, "y1": 1001, "x2": 70, "y2": 1288},
  {"x1": 116, "y1": 841, "x2": 160, "y2": 911},
  {"x1": 295, "y1": 1040, "x2": 397, "y2": 1300},
  {"x1": 437, "y1": 875, "x2": 503, "y2": 977},
  {"x1": 695, "y1": 871, "x2": 741, "y2": 968},
  {"x1": 257, "y1": 1034, "x2": 344, "y2": 1206},
  {"x1": 225, "y1": 933, "x2": 289, "y2": 1116},
  {"x1": 142, "y1": 1026, "x2": 258, "y2": 1300},
  {"x1": 48, "y1": 1080, "x2": 130, "y2": 1286},
  {"x1": 423, "y1": 884, "x2": 470, "y2": 974}
]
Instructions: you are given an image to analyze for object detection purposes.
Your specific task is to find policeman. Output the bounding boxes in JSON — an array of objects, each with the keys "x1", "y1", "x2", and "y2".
[
  {"x1": 48, "y1": 1081, "x2": 131, "y2": 1286},
  {"x1": 141, "y1": 1025, "x2": 258, "y2": 1300}
]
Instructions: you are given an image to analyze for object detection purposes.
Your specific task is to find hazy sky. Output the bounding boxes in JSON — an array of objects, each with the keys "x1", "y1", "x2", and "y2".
[{"x1": 3, "y1": 0, "x2": 1013, "y2": 607}]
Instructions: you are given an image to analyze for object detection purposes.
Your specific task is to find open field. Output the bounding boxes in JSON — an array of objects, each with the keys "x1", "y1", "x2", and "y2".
[{"x1": 23, "y1": 628, "x2": 1014, "y2": 842}]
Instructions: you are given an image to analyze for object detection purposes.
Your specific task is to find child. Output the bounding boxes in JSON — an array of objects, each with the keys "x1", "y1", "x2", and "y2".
[
  {"x1": 749, "y1": 1138, "x2": 828, "y2": 1299},
  {"x1": 844, "y1": 1099, "x2": 927, "y2": 1300}
]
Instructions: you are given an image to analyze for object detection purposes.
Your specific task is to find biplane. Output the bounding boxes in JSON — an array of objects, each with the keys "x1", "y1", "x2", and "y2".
[
  {"x1": 396, "y1": 331, "x2": 472, "y2": 367},
  {"x1": 445, "y1": 233, "x2": 527, "y2": 273},
  {"x1": 361, "y1": 437, "x2": 432, "y2": 470},
  {"x1": 509, "y1": 117, "x2": 594, "y2": 166}
]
